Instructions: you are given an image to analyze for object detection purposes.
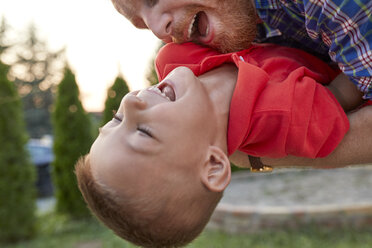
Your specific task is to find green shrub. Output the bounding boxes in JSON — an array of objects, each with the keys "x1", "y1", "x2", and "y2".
[
  {"x1": 52, "y1": 66, "x2": 93, "y2": 217},
  {"x1": 101, "y1": 75, "x2": 129, "y2": 126},
  {"x1": 0, "y1": 62, "x2": 36, "y2": 242}
]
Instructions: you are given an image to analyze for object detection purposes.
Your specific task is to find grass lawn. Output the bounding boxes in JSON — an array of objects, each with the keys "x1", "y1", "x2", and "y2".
[{"x1": 3, "y1": 212, "x2": 372, "y2": 248}]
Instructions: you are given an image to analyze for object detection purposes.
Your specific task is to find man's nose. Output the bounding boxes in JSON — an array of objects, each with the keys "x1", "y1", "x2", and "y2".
[{"x1": 143, "y1": 12, "x2": 173, "y2": 42}]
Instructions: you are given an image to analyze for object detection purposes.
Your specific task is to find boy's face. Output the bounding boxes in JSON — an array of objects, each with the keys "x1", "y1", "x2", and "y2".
[{"x1": 90, "y1": 66, "x2": 217, "y2": 195}]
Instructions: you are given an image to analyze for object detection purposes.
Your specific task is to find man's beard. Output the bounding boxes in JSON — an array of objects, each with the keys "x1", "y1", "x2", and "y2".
[
  {"x1": 211, "y1": 3, "x2": 257, "y2": 53},
  {"x1": 172, "y1": 0, "x2": 257, "y2": 53}
]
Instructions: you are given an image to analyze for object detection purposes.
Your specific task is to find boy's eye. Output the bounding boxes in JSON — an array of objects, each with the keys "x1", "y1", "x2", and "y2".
[{"x1": 137, "y1": 126, "x2": 153, "y2": 138}]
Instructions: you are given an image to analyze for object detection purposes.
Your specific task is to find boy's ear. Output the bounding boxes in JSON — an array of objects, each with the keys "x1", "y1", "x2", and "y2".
[{"x1": 200, "y1": 146, "x2": 231, "y2": 192}]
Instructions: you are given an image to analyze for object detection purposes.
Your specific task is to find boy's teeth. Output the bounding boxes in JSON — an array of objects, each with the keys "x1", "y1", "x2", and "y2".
[
  {"x1": 187, "y1": 14, "x2": 197, "y2": 40},
  {"x1": 149, "y1": 85, "x2": 171, "y2": 101}
]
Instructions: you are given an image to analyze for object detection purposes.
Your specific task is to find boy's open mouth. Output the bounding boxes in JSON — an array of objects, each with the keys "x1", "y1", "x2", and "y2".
[{"x1": 151, "y1": 82, "x2": 175, "y2": 102}]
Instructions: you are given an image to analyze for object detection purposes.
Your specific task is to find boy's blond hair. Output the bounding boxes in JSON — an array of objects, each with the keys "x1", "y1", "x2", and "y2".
[{"x1": 75, "y1": 155, "x2": 222, "y2": 247}]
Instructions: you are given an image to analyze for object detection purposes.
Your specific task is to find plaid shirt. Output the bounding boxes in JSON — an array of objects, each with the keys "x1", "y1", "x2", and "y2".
[{"x1": 254, "y1": 0, "x2": 372, "y2": 99}]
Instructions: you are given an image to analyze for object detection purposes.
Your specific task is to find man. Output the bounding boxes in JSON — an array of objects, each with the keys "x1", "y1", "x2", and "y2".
[{"x1": 110, "y1": 0, "x2": 372, "y2": 168}]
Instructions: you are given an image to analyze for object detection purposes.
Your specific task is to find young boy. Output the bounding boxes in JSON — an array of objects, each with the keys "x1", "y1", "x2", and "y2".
[{"x1": 76, "y1": 42, "x2": 353, "y2": 247}]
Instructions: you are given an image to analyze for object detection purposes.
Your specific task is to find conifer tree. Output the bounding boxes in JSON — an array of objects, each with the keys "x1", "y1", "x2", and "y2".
[
  {"x1": 52, "y1": 66, "x2": 92, "y2": 217},
  {"x1": 0, "y1": 61, "x2": 36, "y2": 242},
  {"x1": 11, "y1": 23, "x2": 65, "y2": 138},
  {"x1": 101, "y1": 74, "x2": 129, "y2": 126}
]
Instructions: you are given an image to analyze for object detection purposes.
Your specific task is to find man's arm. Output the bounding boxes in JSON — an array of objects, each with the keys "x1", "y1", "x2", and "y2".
[{"x1": 326, "y1": 73, "x2": 364, "y2": 113}]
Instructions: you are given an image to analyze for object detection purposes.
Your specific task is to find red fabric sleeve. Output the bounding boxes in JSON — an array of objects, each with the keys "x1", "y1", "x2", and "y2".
[{"x1": 238, "y1": 65, "x2": 349, "y2": 158}]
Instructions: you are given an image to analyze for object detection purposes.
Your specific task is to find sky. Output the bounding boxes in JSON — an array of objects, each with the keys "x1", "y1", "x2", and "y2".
[{"x1": 0, "y1": 0, "x2": 160, "y2": 112}]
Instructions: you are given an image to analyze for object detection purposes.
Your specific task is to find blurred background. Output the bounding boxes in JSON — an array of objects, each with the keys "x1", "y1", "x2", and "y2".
[
  {"x1": 0, "y1": 0, "x2": 160, "y2": 113},
  {"x1": 0, "y1": 1, "x2": 372, "y2": 248}
]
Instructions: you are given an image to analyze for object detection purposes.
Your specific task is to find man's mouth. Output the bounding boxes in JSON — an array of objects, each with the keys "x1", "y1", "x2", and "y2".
[
  {"x1": 148, "y1": 82, "x2": 176, "y2": 102},
  {"x1": 187, "y1": 11, "x2": 210, "y2": 41}
]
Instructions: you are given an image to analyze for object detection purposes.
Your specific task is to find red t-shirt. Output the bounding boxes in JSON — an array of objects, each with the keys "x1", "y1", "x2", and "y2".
[{"x1": 155, "y1": 42, "x2": 349, "y2": 158}]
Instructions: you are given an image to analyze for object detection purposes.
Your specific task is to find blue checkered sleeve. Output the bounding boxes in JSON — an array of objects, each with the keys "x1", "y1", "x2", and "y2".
[{"x1": 255, "y1": 0, "x2": 372, "y2": 99}]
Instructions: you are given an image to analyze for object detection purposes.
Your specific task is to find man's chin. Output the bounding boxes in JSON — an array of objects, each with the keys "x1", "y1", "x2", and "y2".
[
  {"x1": 172, "y1": 31, "x2": 255, "y2": 54},
  {"x1": 210, "y1": 39, "x2": 255, "y2": 54},
  {"x1": 184, "y1": 39, "x2": 248, "y2": 54},
  {"x1": 213, "y1": 27, "x2": 257, "y2": 53}
]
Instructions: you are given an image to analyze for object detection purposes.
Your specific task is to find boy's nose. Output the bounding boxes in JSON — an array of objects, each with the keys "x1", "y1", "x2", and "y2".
[
  {"x1": 123, "y1": 94, "x2": 147, "y2": 118},
  {"x1": 143, "y1": 12, "x2": 173, "y2": 43}
]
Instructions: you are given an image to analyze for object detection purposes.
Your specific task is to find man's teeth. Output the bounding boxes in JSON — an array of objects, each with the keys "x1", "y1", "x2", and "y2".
[
  {"x1": 149, "y1": 85, "x2": 171, "y2": 101},
  {"x1": 187, "y1": 14, "x2": 197, "y2": 40}
]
